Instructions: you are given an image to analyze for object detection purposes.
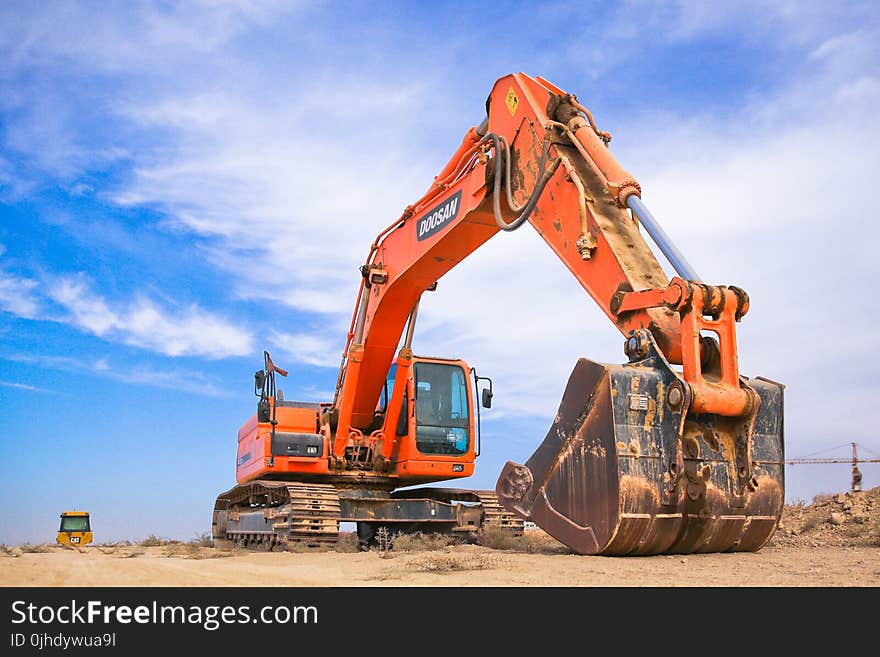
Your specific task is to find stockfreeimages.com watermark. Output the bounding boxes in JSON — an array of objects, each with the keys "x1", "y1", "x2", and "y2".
[{"x1": 10, "y1": 599, "x2": 318, "y2": 633}]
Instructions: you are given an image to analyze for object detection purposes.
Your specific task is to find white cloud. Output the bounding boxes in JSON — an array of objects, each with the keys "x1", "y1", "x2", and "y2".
[
  {"x1": 413, "y1": 228, "x2": 623, "y2": 417},
  {"x1": 269, "y1": 331, "x2": 343, "y2": 368},
  {"x1": 0, "y1": 1, "x2": 288, "y2": 73},
  {"x1": 1, "y1": 352, "x2": 229, "y2": 397},
  {"x1": 0, "y1": 155, "x2": 32, "y2": 198},
  {"x1": 0, "y1": 268, "x2": 254, "y2": 360},
  {"x1": 410, "y1": 9, "x2": 880, "y2": 440},
  {"x1": 0, "y1": 270, "x2": 41, "y2": 318},
  {"x1": 658, "y1": 0, "x2": 874, "y2": 45},
  {"x1": 3, "y1": 4, "x2": 453, "y2": 321},
  {"x1": 108, "y1": 83, "x2": 433, "y2": 318},
  {"x1": 115, "y1": 365, "x2": 228, "y2": 396},
  {"x1": 43, "y1": 275, "x2": 254, "y2": 358},
  {"x1": 0, "y1": 1, "x2": 305, "y2": 190},
  {"x1": 47, "y1": 277, "x2": 118, "y2": 335},
  {"x1": 811, "y1": 29, "x2": 868, "y2": 61},
  {"x1": 297, "y1": 386, "x2": 335, "y2": 402},
  {"x1": 0, "y1": 380, "x2": 50, "y2": 393},
  {"x1": 0, "y1": 1, "x2": 877, "y2": 471}
]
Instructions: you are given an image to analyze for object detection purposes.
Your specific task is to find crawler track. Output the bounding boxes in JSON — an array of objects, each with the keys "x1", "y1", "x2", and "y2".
[
  {"x1": 213, "y1": 481, "x2": 340, "y2": 550},
  {"x1": 213, "y1": 482, "x2": 523, "y2": 551},
  {"x1": 473, "y1": 490, "x2": 525, "y2": 536},
  {"x1": 273, "y1": 483, "x2": 341, "y2": 548}
]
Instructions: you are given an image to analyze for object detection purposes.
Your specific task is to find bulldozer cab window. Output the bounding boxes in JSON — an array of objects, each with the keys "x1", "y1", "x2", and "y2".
[
  {"x1": 59, "y1": 515, "x2": 90, "y2": 532},
  {"x1": 413, "y1": 363, "x2": 469, "y2": 455}
]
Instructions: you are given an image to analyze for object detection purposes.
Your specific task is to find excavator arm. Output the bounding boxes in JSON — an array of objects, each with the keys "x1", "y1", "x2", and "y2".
[{"x1": 328, "y1": 73, "x2": 784, "y2": 554}]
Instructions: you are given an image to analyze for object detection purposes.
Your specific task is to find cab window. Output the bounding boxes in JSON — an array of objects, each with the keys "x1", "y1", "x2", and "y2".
[
  {"x1": 378, "y1": 363, "x2": 398, "y2": 413},
  {"x1": 413, "y1": 362, "x2": 470, "y2": 455},
  {"x1": 59, "y1": 515, "x2": 90, "y2": 532}
]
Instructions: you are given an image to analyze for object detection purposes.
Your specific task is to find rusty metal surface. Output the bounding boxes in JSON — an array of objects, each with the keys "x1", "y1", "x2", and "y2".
[{"x1": 496, "y1": 331, "x2": 784, "y2": 555}]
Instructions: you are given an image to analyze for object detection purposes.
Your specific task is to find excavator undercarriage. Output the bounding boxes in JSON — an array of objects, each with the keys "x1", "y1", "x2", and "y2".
[{"x1": 213, "y1": 482, "x2": 523, "y2": 551}]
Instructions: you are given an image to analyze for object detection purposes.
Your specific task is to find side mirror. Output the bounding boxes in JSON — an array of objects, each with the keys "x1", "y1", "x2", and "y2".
[
  {"x1": 481, "y1": 387, "x2": 493, "y2": 409},
  {"x1": 254, "y1": 370, "x2": 265, "y2": 393}
]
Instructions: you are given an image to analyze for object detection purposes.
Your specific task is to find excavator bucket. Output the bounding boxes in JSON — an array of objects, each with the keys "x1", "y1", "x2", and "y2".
[{"x1": 496, "y1": 334, "x2": 784, "y2": 555}]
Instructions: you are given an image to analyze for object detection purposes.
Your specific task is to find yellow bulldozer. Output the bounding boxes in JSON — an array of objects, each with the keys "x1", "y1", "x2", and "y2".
[{"x1": 56, "y1": 511, "x2": 93, "y2": 547}]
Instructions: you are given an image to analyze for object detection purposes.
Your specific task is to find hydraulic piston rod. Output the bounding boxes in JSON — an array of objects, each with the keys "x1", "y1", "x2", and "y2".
[{"x1": 627, "y1": 195, "x2": 701, "y2": 283}]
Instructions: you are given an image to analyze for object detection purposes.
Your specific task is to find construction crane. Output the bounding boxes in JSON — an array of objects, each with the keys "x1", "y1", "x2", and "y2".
[{"x1": 786, "y1": 442, "x2": 880, "y2": 493}]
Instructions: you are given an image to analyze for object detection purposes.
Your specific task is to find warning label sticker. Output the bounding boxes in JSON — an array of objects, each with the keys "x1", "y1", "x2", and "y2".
[{"x1": 505, "y1": 87, "x2": 518, "y2": 116}]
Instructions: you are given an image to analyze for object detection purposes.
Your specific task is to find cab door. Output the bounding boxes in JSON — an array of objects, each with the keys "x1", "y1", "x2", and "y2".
[{"x1": 394, "y1": 359, "x2": 476, "y2": 481}]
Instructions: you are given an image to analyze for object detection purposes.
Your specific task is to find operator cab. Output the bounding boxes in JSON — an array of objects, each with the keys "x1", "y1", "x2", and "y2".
[
  {"x1": 378, "y1": 355, "x2": 492, "y2": 481},
  {"x1": 235, "y1": 351, "x2": 492, "y2": 485}
]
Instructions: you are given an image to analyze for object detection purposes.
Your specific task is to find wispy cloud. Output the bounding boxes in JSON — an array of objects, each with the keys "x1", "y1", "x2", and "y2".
[
  {"x1": 108, "y1": 82, "x2": 433, "y2": 318},
  {"x1": 654, "y1": 0, "x2": 875, "y2": 45},
  {"x1": 0, "y1": 270, "x2": 41, "y2": 318},
  {"x1": 0, "y1": 2, "x2": 877, "y2": 450},
  {"x1": 0, "y1": 269, "x2": 254, "y2": 359},
  {"x1": 0, "y1": 155, "x2": 34, "y2": 199},
  {"x1": 45, "y1": 275, "x2": 253, "y2": 358},
  {"x1": 411, "y1": 11, "x2": 880, "y2": 433},
  {"x1": 2, "y1": 352, "x2": 230, "y2": 397},
  {"x1": 269, "y1": 331, "x2": 342, "y2": 368},
  {"x1": 113, "y1": 366, "x2": 229, "y2": 397},
  {"x1": 0, "y1": 1, "x2": 304, "y2": 189},
  {"x1": 0, "y1": 1, "x2": 290, "y2": 74},
  {"x1": 0, "y1": 380, "x2": 51, "y2": 393},
  {"x1": 1, "y1": 4, "x2": 450, "y2": 320}
]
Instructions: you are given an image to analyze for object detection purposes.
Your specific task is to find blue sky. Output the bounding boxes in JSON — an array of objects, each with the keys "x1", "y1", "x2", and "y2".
[{"x1": 1, "y1": 1, "x2": 878, "y2": 544}]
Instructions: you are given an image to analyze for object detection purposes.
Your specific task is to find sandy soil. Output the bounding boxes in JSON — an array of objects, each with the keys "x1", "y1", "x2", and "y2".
[
  {"x1": 3, "y1": 489, "x2": 877, "y2": 587},
  {"x1": 0, "y1": 542, "x2": 876, "y2": 587}
]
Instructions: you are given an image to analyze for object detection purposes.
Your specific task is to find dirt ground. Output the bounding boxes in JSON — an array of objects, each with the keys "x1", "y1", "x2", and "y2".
[{"x1": 2, "y1": 488, "x2": 878, "y2": 587}]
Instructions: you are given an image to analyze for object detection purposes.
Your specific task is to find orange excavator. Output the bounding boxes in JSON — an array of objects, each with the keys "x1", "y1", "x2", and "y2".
[{"x1": 212, "y1": 73, "x2": 785, "y2": 555}]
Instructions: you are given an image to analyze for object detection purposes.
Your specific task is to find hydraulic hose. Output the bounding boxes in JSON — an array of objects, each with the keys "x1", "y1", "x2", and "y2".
[{"x1": 483, "y1": 132, "x2": 562, "y2": 232}]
